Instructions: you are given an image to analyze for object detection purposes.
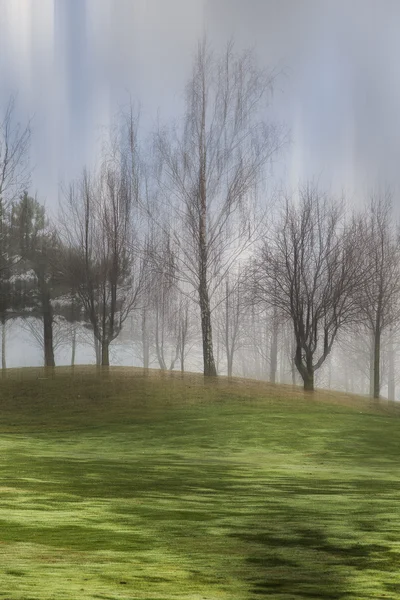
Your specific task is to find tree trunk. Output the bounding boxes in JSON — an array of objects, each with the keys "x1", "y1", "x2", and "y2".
[
  {"x1": 291, "y1": 361, "x2": 296, "y2": 385},
  {"x1": 197, "y1": 65, "x2": 217, "y2": 379},
  {"x1": 369, "y1": 333, "x2": 374, "y2": 397},
  {"x1": 169, "y1": 341, "x2": 180, "y2": 371},
  {"x1": 344, "y1": 362, "x2": 349, "y2": 393},
  {"x1": 388, "y1": 330, "x2": 395, "y2": 402},
  {"x1": 328, "y1": 357, "x2": 332, "y2": 389},
  {"x1": 155, "y1": 309, "x2": 167, "y2": 370},
  {"x1": 101, "y1": 339, "x2": 110, "y2": 367},
  {"x1": 94, "y1": 334, "x2": 101, "y2": 366},
  {"x1": 269, "y1": 314, "x2": 279, "y2": 383},
  {"x1": 43, "y1": 306, "x2": 55, "y2": 368},
  {"x1": 295, "y1": 344, "x2": 314, "y2": 391},
  {"x1": 303, "y1": 370, "x2": 314, "y2": 391},
  {"x1": 179, "y1": 331, "x2": 186, "y2": 373},
  {"x1": 198, "y1": 249, "x2": 217, "y2": 376},
  {"x1": 155, "y1": 348, "x2": 166, "y2": 369},
  {"x1": 279, "y1": 345, "x2": 285, "y2": 384},
  {"x1": 290, "y1": 336, "x2": 297, "y2": 385},
  {"x1": 71, "y1": 328, "x2": 76, "y2": 367},
  {"x1": 142, "y1": 308, "x2": 149, "y2": 369},
  {"x1": 1, "y1": 316, "x2": 6, "y2": 372},
  {"x1": 199, "y1": 292, "x2": 217, "y2": 377},
  {"x1": 227, "y1": 351, "x2": 233, "y2": 378},
  {"x1": 373, "y1": 326, "x2": 381, "y2": 400},
  {"x1": 225, "y1": 279, "x2": 232, "y2": 377}
]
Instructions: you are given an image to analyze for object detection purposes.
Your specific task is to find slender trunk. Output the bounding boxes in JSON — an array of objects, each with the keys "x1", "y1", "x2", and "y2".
[
  {"x1": 169, "y1": 340, "x2": 180, "y2": 371},
  {"x1": 225, "y1": 279, "x2": 231, "y2": 377},
  {"x1": 1, "y1": 316, "x2": 6, "y2": 372},
  {"x1": 227, "y1": 351, "x2": 233, "y2": 378},
  {"x1": 279, "y1": 346, "x2": 285, "y2": 384},
  {"x1": 155, "y1": 309, "x2": 167, "y2": 370},
  {"x1": 291, "y1": 336, "x2": 297, "y2": 385},
  {"x1": 328, "y1": 357, "x2": 332, "y2": 389},
  {"x1": 369, "y1": 333, "x2": 374, "y2": 397},
  {"x1": 264, "y1": 321, "x2": 269, "y2": 380},
  {"x1": 216, "y1": 332, "x2": 221, "y2": 374},
  {"x1": 361, "y1": 373, "x2": 366, "y2": 396},
  {"x1": 94, "y1": 333, "x2": 101, "y2": 366},
  {"x1": 199, "y1": 290, "x2": 217, "y2": 377},
  {"x1": 43, "y1": 302, "x2": 55, "y2": 368},
  {"x1": 344, "y1": 361, "x2": 349, "y2": 393},
  {"x1": 198, "y1": 61, "x2": 217, "y2": 379},
  {"x1": 388, "y1": 330, "x2": 395, "y2": 402},
  {"x1": 142, "y1": 308, "x2": 149, "y2": 369},
  {"x1": 71, "y1": 328, "x2": 76, "y2": 367},
  {"x1": 360, "y1": 373, "x2": 369, "y2": 396},
  {"x1": 269, "y1": 314, "x2": 279, "y2": 383},
  {"x1": 101, "y1": 339, "x2": 110, "y2": 367},
  {"x1": 373, "y1": 325, "x2": 381, "y2": 400},
  {"x1": 179, "y1": 323, "x2": 186, "y2": 373}
]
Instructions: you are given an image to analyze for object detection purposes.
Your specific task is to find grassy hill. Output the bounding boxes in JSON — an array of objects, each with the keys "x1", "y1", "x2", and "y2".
[{"x1": 0, "y1": 367, "x2": 399, "y2": 599}]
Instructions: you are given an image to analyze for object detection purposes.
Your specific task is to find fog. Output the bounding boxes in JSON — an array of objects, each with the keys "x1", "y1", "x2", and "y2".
[
  {"x1": 1, "y1": 1, "x2": 399, "y2": 203},
  {"x1": 0, "y1": 0, "x2": 399, "y2": 396}
]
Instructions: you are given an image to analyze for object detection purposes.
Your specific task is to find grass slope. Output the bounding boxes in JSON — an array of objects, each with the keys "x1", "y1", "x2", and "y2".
[{"x1": 0, "y1": 367, "x2": 399, "y2": 599}]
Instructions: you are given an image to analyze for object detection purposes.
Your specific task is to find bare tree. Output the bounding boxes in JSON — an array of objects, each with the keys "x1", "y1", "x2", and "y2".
[
  {"x1": 355, "y1": 191, "x2": 400, "y2": 399},
  {"x1": 216, "y1": 270, "x2": 246, "y2": 377},
  {"x1": 175, "y1": 296, "x2": 198, "y2": 373},
  {"x1": 337, "y1": 326, "x2": 371, "y2": 393},
  {"x1": 156, "y1": 39, "x2": 285, "y2": 376},
  {"x1": 61, "y1": 151, "x2": 146, "y2": 366},
  {"x1": 149, "y1": 232, "x2": 179, "y2": 370},
  {"x1": 254, "y1": 184, "x2": 364, "y2": 391},
  {"x1": 237, "y1": 305, "x2": 266, "y2": 380}
]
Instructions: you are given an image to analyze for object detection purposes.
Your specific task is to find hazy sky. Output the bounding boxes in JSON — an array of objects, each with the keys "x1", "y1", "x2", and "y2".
[{"x1": 0, "y1": 0, "x2": 399, "y2": 209}]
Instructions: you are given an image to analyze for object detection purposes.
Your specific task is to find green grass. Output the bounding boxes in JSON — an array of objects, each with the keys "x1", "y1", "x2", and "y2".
[{"x1": 0, "y1": 367, "x2": 399, "y2": 598}]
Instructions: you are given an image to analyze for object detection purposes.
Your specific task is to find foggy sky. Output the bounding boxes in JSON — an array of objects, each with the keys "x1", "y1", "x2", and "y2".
[{"x1": 0, "y1": 0, "x2": 399, "y2": 208}]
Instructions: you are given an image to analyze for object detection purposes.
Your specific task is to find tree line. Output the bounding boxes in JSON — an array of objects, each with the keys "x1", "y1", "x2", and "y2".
[{"x1": 1, "y1": 41, "x2": 400, "y2": 399}]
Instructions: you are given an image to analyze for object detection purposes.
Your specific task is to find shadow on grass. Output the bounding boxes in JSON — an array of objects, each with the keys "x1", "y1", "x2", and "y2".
[
  {"x1": 228, "y1": 474, "x2": 397, "y2": 598},
  {"x1": 233, "y1": 524, "x2": 350, "y2": 598},
  {"x1": 235, "y1": 524, "x2": 390, "y2": 598}
]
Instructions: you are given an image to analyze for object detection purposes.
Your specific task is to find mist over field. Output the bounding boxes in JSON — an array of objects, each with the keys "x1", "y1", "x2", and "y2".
[{"x1": 0, "y1": 0, "x2": 399, "y2": 397}]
